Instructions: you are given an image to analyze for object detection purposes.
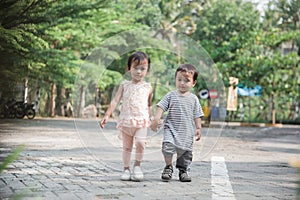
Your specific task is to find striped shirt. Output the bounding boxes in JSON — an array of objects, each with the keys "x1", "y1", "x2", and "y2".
[{"x1": 157, "y1": 90, "x2": 204, "y2": 151}]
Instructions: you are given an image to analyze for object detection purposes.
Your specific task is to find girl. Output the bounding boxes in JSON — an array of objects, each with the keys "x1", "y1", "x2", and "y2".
[{"x1": 100, "y1": 51, "x2": 153, "y2": 181}]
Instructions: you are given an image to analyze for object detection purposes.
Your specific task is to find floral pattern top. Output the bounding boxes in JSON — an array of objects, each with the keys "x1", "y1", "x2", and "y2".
[{"x1": 117, "y1": 80, "x2": 152, "y2": 128}]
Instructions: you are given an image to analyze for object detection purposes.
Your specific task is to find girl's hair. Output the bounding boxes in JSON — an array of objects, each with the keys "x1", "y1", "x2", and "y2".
[
  {"x1": 175, "y1": 64, "x2": 198, "y2": 81},
  {"x1": 127, "y1": 51, "x2": 151, "y2": 72}
]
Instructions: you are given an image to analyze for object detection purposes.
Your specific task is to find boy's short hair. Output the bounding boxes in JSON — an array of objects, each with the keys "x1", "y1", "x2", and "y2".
[
  {"x1": 127, "y1": 51, "x2": 151, "y2": 72},
  {"x1": 175, "y1": 64, "x2": 198, "y2": 81}
]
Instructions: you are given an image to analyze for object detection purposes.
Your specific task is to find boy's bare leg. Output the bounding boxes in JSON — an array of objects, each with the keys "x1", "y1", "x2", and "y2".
[
  {"x1": 164, "y1": 155, "x2": 173, "y2": 166},
  {"x1": 162, "y1": 155, "x2": 173, "y2": 181}
]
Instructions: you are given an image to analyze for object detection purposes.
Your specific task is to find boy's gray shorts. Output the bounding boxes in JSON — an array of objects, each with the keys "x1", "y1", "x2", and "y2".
[{"x1": 162, "y1": 142, "x2": 193, "y2": 171}]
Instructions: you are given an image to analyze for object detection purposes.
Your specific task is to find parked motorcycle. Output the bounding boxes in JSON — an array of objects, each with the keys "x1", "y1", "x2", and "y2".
[
  {"x1": 0, "y1": 99, "x2": 18, "y2": 119},
  {"x1": 15, "y1": 101, "x2": 36, "y2": 119},
  {"x1": 0, "y1": 99, "x2": 36, "y2": 119}
]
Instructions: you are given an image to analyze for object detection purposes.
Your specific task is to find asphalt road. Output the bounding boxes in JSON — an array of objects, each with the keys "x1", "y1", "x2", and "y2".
[{"x1": 0, "y1": 118, "x2": 299, "y2": 200}]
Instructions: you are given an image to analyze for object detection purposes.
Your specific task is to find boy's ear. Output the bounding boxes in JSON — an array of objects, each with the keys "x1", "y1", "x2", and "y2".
[{"x1": 193, "y1": 80, "x2": 197, "y2": 87}]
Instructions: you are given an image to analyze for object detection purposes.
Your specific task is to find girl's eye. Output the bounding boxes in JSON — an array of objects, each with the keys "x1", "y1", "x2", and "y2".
[{"x1": 178, "y1": 78, "x2": 190, "y2": 83}]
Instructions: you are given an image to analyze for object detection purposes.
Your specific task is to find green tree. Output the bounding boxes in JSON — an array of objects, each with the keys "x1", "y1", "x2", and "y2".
[
  {"x1": 220, "y1": 28, "x2": 299, "y2": 123},
  {"x1": 193, "y1": 0, "x2": 260, "y2": 63},
  {"x1": 0, "y1": 0, "x2": 49, "y2": 99},
  {"x1": 262, "y1": 0, "x2": 300, "y2": 123},
  {"x1": 0, "y1": 0, "x2": 112, "y2": 115},
  {"x1": 265, "y1": 0, "x2": 300, "y2": 50},
  {"x1": 37, "y1": 0, "x2": 116, "y2": 116},
  {"x1": 0, "y1": 0, "x2": 146, "y2": 116},
  {"x1": 192, "y1": 0, "x2": 299, "y2": 124},
  {"x1": 192, "y1": 0, "x2": 261, "y2": 121}
]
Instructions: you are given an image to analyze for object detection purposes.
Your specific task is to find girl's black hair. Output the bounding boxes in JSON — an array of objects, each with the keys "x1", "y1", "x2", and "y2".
[{"x1": 127, "y1": 51, "x2": 151, "y2": 72}]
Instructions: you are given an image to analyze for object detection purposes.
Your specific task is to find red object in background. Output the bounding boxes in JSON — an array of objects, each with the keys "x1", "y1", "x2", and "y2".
[{"x1": 209, "y1": 90, "x2": 218, "y2": 99}]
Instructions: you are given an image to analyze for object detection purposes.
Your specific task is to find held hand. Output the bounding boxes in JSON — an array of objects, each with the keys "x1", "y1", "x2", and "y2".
[
  {"x1": 150, "y1": 120, "x2": 158, "y2": 131},
  {"x1": 99, "y1": 116, "x2": 108, "y2": 128},
  {"x1": 150, "y1": 119, "x2": 162, "y2": 132},
  {"x1": 195, "y1": 129, "x2": 201, "y2": 141}
]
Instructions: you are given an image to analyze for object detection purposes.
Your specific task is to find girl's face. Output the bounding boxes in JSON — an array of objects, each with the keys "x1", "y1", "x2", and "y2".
[
  {"x1": 130, "y1": 59, "x2": 148, "y2": 83},
  {"x1": 175, "y1": 71, "x2": 196, "y2": 94}
]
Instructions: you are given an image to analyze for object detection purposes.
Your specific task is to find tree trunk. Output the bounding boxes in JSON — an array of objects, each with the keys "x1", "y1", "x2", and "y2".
[
  {"x1": 61, "y1": 87, "x2": 66, "y2": 117},
  {"x1": 35, "y1": 81, "x2": 40, "y2": 115},
  {"x1": 271, "y1": 95, "x2": 276, "y2": 124},
  {"x1": 24, "y1": 78, "x2": 28, "y2": 103},
  {"x1": 241, "y1": 97, "x2": 245, "y2": 121},
  {"x1": 56, "y1": 86, "x2": 66, "y2": 116},
  {"x1": 95, "y1": 87, "x2": 101, "y2": 117},
  {"x1": 50, "y1": 82, "x2": 56, "y2": 117},
  {"x1": 248, "y1": 96, "x2": 251, "y2": 123},
  {"x1": 271, "y1": 72, "x2": 276, "y2": 124},
  {"x1": 77, "y1": 85, "x2": 85, "y2": 117}
]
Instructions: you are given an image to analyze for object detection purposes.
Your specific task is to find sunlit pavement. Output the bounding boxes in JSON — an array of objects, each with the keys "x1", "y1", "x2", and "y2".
[{"x1": 0, "y1": 118, "x2": 299, "y2": 199}]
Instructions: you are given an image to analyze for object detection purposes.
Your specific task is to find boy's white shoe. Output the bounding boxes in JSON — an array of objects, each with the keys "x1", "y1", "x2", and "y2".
[
  {"x1": 120, "y1": 169, "x2": 131, "y2": 181},
  {"x1": 131, "y1": 166, "x2": 144, "y2": 181}
]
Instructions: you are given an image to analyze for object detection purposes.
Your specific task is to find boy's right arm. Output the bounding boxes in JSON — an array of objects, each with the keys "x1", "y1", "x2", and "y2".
[{"x1": 99, "y1": 85, "x2": 123, "y2": 128}]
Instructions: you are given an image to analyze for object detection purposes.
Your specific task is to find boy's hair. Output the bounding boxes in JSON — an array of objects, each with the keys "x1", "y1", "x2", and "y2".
[
  {"x1": 127, "y1": 51, "x2": 151, "y2": 72},
  {"x1": 175, "y1": 64, "x2": 198, "y2": 81}
]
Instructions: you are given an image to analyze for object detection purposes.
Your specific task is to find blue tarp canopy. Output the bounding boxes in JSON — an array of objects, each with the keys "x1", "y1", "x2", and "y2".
[{"x1": 237, "y1": 85, "x2": 262, "y2": 96}]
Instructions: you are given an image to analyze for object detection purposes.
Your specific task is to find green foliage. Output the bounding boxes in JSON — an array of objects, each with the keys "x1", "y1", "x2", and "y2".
[
  {"x1": 0, "y1": 145, "x2": 24, "y2": 174},
  {"x1": 0, "y1": 0, "x2": 109, "y2": 90},
  {"x1": 0, "y1": 0, "x2": 298, "y2": 122},
  {"x1": 191, "y1": 0, "x2": 299, "y2": 123},
  {"x1": 193, "y1": 0, "x2": 260, "y2": 62},
  {"x1": 0, "y1": 1, "x2": 47, "y2": 97}
]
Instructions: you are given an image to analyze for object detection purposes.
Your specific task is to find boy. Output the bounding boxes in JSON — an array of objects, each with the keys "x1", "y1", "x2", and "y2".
[{"x1": 150, "y1": 64, "x2": 203, "y2": 182}]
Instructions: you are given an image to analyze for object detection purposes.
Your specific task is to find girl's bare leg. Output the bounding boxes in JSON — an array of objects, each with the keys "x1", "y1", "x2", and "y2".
[
  {"x1": 122, "y1": 128, "x2": 134, "y2": 170},
  {"x1": 134, "y1": 128, "x2": 147, "y2": 167}
]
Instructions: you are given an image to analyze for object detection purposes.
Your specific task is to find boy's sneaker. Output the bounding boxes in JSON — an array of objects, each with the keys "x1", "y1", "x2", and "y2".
[
  {"x1": 161, "y1": 165, "x2": 173, "y2": 182},
  {"x1": 120, "y1": 169, "x2": 131, "y2": 181},
  {"x1": 179, "y1": 170, "x2": 191, "y2": 182},
  {"x1": 131, "y1": 166, "x2": 144, "y2": 181}
]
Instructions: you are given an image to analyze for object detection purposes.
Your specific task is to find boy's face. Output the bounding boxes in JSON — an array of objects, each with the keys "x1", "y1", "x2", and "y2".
[
  {"x1": 130, "y1": 59, "x2": 148, "y2": 82},
  {"x1": 175, "y1": 71, "x2": 196, "y2": 94}
]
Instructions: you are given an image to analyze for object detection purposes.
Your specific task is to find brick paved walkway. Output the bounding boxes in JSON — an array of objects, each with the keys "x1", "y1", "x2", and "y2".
[{"x1": 0, "y1": 118, "x2": 299, "y2": 199}]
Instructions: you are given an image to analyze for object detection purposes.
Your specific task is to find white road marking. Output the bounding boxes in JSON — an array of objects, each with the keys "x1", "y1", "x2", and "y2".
[{"x1": 211, "y1": 156, "x2": 236, "y2": 200}]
